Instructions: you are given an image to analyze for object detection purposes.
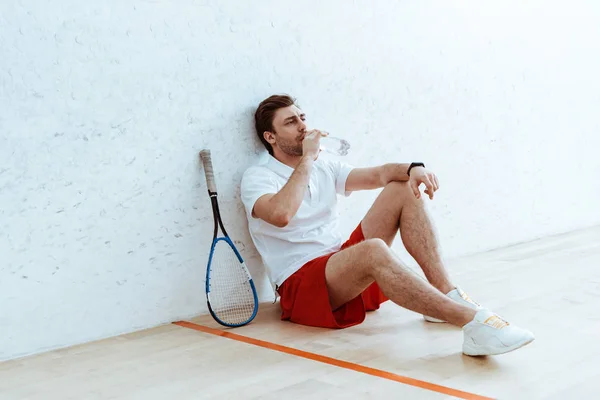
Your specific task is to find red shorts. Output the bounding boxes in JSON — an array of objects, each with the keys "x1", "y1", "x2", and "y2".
[{"x1": 277, "y1": 223, "x2": 389, "y2": 329}]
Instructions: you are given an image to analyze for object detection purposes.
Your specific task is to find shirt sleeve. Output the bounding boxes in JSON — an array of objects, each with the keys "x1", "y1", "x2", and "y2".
[
  {"x1": 240, "y1": 167, "x2": 279, "y2": 218},
  {"x1": 326, "y1": 159, "x2": 354, "y2": 197}
]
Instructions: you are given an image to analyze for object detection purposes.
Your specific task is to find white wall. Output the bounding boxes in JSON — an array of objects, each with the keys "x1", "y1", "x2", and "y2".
[{"x1": 1, "y1": 0, "x2": 599, "y2": 361}]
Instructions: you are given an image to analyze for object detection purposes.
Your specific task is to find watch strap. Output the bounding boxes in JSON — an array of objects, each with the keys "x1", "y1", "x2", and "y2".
[{"x1": 407, "y1": 162, "x2": 425, "y2": 176}]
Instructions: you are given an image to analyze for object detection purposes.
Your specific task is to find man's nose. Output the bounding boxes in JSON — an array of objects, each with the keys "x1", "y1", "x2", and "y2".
[{"x1": 299, "y1": 120, "x2": 307, "y2": 132}]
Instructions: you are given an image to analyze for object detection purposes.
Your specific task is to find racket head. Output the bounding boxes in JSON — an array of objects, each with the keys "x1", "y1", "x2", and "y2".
[{"x1": 206, "y1": 236, "x2": 259, "y2": 327}]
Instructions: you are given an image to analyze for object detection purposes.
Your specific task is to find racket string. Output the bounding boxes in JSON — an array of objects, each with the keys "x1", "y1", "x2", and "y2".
[{"x1": 208, "y1": 241, "x2": 257, "y2": 325}]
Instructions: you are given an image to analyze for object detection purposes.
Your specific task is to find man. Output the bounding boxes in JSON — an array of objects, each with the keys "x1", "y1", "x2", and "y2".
[{"x1": 240, "y1": 94, "x2": 534, "y2": 356}]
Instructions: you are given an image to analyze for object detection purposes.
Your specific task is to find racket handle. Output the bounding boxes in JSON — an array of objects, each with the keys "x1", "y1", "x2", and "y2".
[{"x1": 199, "y1": 149, "x2": 217, "y2": 193}]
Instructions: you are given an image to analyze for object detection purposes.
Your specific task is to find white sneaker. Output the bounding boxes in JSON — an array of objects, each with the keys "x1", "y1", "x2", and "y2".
[
  {"x1": 424, "y1": 287, "x2": 481, "y2": 323},
  {"x1": 462, "y1": 309, "x2": 535, "y2": 356}
]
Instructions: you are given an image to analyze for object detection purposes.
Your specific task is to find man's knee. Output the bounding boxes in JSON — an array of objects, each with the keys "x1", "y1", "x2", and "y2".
[
  {"x1": 361, "y1": 238, "x2": 393, "y2": 268},
  {"x1": 385, "y1": 180, "x2": 422, "y2": 204},
  {"x1": 363, "y1": 237, "x2": 388, "y2": 250},
  {"x1": 385, "y1": 181, "x2": 412, "y2": 197}
]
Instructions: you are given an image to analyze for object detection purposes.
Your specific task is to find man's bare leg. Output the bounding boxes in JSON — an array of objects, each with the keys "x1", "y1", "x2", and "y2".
[
  {"x1": 324, "y1": 238, "x2": 475, "y2": 326},
  {"x1": 360, "y1": 181, "x2": 453, "y2": 294}
]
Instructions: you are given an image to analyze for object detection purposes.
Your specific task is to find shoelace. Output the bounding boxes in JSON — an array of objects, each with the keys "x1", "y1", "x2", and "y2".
[{"x1": 483, "y1": 315, "x2": 510, "y2": 329}]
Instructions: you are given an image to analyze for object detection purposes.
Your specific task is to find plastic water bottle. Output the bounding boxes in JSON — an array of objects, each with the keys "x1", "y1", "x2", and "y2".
[{"x1": 319, "y1": 135, "x2": 351, "y2": 156}]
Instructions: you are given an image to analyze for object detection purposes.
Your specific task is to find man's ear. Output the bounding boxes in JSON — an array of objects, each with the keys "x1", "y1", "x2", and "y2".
[{"x1": 263, "y1": 131, "x2": 276, "y2": 145}]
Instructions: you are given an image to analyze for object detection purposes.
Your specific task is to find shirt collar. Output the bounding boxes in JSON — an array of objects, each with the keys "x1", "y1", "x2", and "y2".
[{"x1": 266, "y1": 155, "x2": 295, "y2": 178}]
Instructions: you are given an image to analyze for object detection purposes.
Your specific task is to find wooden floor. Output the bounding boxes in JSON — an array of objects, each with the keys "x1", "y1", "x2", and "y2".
[{"x1": 2, "y1": 226, "x2": 600, "y2": 400}]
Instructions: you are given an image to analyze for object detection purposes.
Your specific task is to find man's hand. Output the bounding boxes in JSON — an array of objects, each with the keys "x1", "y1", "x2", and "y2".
[
  {"x1": 302, "y1": 130, "x2": 327, "y2": 160},
  {"x1": 409, "y1": 167, "x2": 439, "y2": 200}
]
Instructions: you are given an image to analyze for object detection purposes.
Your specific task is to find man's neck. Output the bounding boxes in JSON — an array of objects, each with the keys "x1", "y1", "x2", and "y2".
[{"x1": 272, "y1": 150, "x2": 305, "y2": 169}]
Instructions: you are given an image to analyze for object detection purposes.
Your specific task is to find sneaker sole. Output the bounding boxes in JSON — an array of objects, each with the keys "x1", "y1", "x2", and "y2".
[
  {"x1": 462, "y1": 336, "x2": 535, "y2": 356},
  {"x1": 423, "y1": 315, "x2": 446, "y2": 323}
]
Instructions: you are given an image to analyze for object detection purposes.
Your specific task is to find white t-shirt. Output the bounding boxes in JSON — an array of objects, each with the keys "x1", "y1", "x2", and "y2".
[{"x1": 240, "y1": 155, "x2": 354, "y2": 287}]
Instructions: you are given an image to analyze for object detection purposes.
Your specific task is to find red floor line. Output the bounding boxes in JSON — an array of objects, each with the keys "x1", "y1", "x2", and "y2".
[{"x1": 173, "y1": 320, "x2": 494, "y2": 400}]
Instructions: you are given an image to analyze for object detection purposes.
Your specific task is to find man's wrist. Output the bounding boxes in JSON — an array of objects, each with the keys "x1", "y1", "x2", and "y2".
[
  {"x1": 300, "y1": 154, "x2": 316, "y2": 164},
  {"x1": 407, "y1": 162, "x2": 425, "y2": 177}
]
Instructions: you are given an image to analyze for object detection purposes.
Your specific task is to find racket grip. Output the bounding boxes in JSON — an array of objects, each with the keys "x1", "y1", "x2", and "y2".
[{"x1": 199, "y1": 149, "x2": 217, "y2": 193}]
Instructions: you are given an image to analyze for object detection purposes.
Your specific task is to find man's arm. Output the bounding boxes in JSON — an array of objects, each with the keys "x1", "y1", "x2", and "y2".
[
  {"x1": 345, "y1": 163, "x2": 411, "y2": 191},
  {"x1": 252, "y1": 156, "x2": 313, "y2": 227},
  {"x1": 252, "y1": 130, "x2": 324, "y2": 227},
  {"x1": 346, "y1": 163, "x2": 439, "y2": 199}
]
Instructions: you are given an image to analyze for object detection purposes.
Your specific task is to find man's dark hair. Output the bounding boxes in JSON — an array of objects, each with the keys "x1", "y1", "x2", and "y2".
[{"x1": 254, "y1": 94, "x2": 296, "y2": 155}]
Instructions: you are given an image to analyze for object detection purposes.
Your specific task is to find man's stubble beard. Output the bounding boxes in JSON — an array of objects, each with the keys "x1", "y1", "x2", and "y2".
[{"x1": 277, "y1": 138, "x2": 303, "y2": 157}]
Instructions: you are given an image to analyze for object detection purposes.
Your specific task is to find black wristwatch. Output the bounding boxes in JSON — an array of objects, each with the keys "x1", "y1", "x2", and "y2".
[{"x1": 407, "y1": 162, "x2": 425, "y2": 176}]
